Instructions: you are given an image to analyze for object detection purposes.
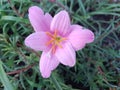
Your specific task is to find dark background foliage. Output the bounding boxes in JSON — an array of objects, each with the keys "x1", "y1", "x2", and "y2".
[{"x1": 0, "y1": 0, "x2": 120, "y2": 90}]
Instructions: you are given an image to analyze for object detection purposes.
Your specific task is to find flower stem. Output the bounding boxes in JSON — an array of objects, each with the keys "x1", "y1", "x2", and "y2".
[{"x1": 51, "y1": 74, "x2": 62, "y2": 90}]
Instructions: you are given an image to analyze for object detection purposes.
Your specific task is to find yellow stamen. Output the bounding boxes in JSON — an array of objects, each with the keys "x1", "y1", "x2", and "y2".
[
  {"x1": 46, "y1": 39, "x2": 54, "y2": 46},
  {"x1": 46, "y1": 30, "x2": 67, "y2": 54},
  {"x1": 51, "y1": 44, "x2": 56, "y2": 54},
  {"x1": 55, "y1": 41, "x2": 63, "y2": 48},
  {"x1": 46, "y1": 32, "x2": 54, "y2": 38},
  {"x1": 54, "y1": 30, "x2": 57, "y2": 38}
]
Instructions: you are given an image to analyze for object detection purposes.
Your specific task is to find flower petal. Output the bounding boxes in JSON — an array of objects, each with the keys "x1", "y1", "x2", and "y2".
[
  {"x1": 45, "y1": 13, "x2": 52, "y2": 26},
  {"x1": 28, "y1": 6, "x2": 50, "y2": 32},
  {"x1": 55, "y1": 42, "x2": 76, "y2": 67},
  {"x1": 25, "y1": 32, "x2": 49, "y2": 51},
  {"x1": 68, "y1": 25, "x2": 94, "y2": 51},
  {"x1": 50, "y1": 10, "x2": 70, "y2": 36},
  {"x1": 39, "y1": 52, "x2": 59, "y2": 78}
]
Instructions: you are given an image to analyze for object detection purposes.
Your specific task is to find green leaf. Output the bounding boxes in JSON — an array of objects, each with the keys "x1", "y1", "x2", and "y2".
[
  {"x1": 1, "y1": 16, "x2": 29, "y2": 24},
  {"x1": 78, "y1": 0, "x2": 86, "y2": 15},
  {"x1": 0, "y1": 60, "x2": 15, "y2": 90}
]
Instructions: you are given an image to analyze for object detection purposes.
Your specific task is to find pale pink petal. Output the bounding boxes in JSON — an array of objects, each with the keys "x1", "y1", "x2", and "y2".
[
  {"x1": 50, "y1": 10, "x2": 70, "y2": 36},
  {"x1": 45, "y1": 13, "x2": 52, "y2": 26},
  {"x1": 55, "y1": 42, "x2": 76, "y2": 67},
  {"x1": 29, "y1": 6, "x2": 44, "y2": 15},
  {"x1": 28, "y1": 6, "x2": 50, "y2": 32},
  {"x1": 40, "y1": 54, "x2": 51, "y2": 78},
  {"x1": 25, "y1": 32, "x2": 49, "y2": 51},
  {"x1": 68, "y1": 25, "x2": 94, "y2": 51},
  {"x1": 50, "y1": 56, "x2": 60, "y2": 70},
  {"x1": 39, "y1": 52, "x2": 59, "y2": 78},
  {"x1": 70, "y1": 24, "x2": 83, "y2": 31}
]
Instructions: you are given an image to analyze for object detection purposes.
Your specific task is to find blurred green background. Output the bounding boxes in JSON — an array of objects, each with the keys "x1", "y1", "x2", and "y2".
[{"x1": 0, "y1": 0, "x2": 120, "y2": 90}]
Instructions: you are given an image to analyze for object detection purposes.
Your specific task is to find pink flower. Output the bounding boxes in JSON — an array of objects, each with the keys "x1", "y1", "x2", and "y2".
[{"x1": 25, "y1": 6, "x2": 94, "y2": 78}]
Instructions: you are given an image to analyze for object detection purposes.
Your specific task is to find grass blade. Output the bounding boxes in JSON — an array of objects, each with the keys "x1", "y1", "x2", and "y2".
[{"x1": 0, "y1": 60, "x2": 15, "y2": 90}]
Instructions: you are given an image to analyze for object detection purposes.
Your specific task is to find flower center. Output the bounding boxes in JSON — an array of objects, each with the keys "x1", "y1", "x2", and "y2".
[{"x1": 46, "y1": 30, "x2": 66, "y2": 53}]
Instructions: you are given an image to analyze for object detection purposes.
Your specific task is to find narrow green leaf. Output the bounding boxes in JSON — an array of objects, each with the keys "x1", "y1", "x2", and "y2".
[
  {"x1": 1, "y1": 16, "x2": 29, "y2": 24},
  {"x1": 50, "y1": 74, "x2": 62, "y2": 90},
  {"x1": 0, "y1": 60, "x2": 15, "y2": 90},
  {"x1": 78, "y1": 0, "x2": 86, "y2": 15}
]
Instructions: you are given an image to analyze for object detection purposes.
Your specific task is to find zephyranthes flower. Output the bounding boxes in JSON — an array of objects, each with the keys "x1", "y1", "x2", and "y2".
[{"x1": 25, "y1": 6, "x2": 94, "y2": 78}]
